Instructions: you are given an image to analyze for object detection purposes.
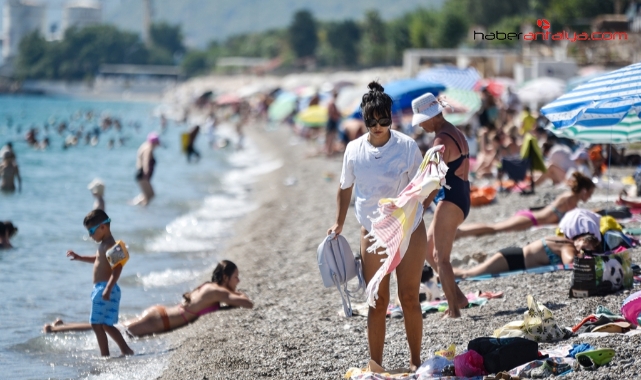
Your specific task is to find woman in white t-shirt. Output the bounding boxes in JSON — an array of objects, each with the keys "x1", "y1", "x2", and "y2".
[{"x1": 328, "y1": 82, "x2": 427, "y2": 371}]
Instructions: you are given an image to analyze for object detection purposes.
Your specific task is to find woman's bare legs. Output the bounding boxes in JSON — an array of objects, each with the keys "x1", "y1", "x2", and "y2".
[
  {"x1": 395, "y1": 220, "x2": 427, "y2": 371},
  {"x1": 452, "y1": 252, "x2": 509, "y2": 278},
  {"x1": 429, "y1": 201, "x2": 467, "y2": 318},
  {"x1": 361, "y1": 226, "x2": 390, "y2": 369},
  {"x1": 456, "y1": 215, "x2": 533, "y2": 239}
]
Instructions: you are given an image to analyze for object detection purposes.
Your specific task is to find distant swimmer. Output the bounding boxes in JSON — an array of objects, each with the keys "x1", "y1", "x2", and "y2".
[
  {"x1": 0, "y1": 151, "x2": 21, "y2": 193},
  {"x1": 133, "y1": 132, "x2": 160, "y2": 206},
  {"x1": 88, "y1": 178, "x2": 106, "y2": 211},
  {"x1": 44, "y1": 260, "x2": 253, "y2": 337},
  {"x1": 186, "y1": 125, "x2": 201, "y2": 162},
  {"x1": 0, "y1": 221, "x2": 18, "y2": 249}
]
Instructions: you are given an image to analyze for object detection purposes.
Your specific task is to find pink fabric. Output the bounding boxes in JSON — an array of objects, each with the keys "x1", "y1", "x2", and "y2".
[
  {"x1": 515, "y1": 209, "x2": 538, "y2": 226},
  {"x1": 365, "y1": 145, "x2": 449, "y2": 307}
]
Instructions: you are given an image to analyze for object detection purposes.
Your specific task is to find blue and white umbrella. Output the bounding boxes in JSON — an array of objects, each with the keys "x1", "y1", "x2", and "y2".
[
  {"x1": 541, "y1": 62, "x2": 641, "y2": 131},
  {"x1": 416, "y1": 66, "x2": 480, "y2": 91}
]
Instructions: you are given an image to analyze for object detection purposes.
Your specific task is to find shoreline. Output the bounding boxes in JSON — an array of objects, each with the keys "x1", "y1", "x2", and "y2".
[{"x1": 154, "y1": 124, "x2": 641, "y2": 379}]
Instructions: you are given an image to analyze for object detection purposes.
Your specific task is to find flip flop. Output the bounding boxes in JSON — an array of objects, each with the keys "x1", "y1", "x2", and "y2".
[{"x1": 575, "y1": 348, "x2": 615, "y2": 367}]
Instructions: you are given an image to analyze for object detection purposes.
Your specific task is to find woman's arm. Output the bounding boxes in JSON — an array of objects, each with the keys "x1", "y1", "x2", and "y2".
[
  {"x1": 328, "y1": 185, "x2": 353, "y2": 236},
  {"x1": 220, "y1": 290, "x2": 254, "y2": 309},
  {"x1": 560, "y1": 244, "x2": 576, "y2": 265}
]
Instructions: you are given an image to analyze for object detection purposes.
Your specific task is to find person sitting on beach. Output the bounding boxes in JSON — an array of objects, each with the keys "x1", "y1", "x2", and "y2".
[
  {"x1": 453, "y1": 234, "x2": 599, "y2": 278},
  {"x1": 0, "y1": 150, "x2": 21, "y2": 193},
  {"x1": 43, "y1": 260, "x2": 253, "y2": 337},
  {"x1": 456, "y1": 172, "x2": 595, "y2": 239},
  {"x1": 0, "y1": 221, "x2": 18, "y2": 249}
]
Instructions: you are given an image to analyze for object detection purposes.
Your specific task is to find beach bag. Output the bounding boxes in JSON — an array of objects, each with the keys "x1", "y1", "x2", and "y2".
[
  {"x1": 317, "y1": 233, "x2": 365, "y2": 317},
  {"x1": 468, "y1": 337, "x2": 540, "y2": 374},
  {"x1": 494, "y1": 295, "x2": 567, "y2": 342},
  {"x1": 569, "y1": 250, "x2": 633, "y2": 298}
]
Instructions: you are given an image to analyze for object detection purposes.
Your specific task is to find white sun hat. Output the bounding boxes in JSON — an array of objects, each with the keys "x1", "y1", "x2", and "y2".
[
  {"x1": 88, "y1": 178, "x2": 105, "y2": 196},
  {"x1": 411, "y1": 93, "x2": 447, "y2": 126}
]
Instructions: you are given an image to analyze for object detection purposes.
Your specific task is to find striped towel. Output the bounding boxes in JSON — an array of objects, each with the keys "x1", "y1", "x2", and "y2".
[{"x1": 365, "y1": 145, "x2": 449, "y2": 307}]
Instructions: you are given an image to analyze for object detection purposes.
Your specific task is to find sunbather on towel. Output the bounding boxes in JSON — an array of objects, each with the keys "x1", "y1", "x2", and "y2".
[
  {"x1": 456, "y1": 172, "x2": 595, "y2": 239},
  {"x1": 453, "y1": 234, "x2": 599, "y2": 278}
]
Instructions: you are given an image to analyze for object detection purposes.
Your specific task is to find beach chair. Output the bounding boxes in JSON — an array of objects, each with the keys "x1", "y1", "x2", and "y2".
[{"x1": 499, "y1": 133, "x2": 545, "y2": 195}]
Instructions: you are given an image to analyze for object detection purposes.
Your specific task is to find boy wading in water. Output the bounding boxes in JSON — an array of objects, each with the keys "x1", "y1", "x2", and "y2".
[{"x1": 67, "y1": 210, "x2": 134, "y2": 357}]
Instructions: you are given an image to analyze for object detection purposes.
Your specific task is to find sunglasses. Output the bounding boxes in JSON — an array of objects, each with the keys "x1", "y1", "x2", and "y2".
[
  {"x1": 365, "y1": 117, "x2": 392, "y2": 128},
  {"x1": 87, "y1": 218, "x2": 111, "y2": 235}
]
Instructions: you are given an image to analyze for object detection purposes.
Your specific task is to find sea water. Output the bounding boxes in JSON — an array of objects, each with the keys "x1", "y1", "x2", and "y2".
[{"x1": 0, "y1": 95, "x2": 280, "y2": 379}]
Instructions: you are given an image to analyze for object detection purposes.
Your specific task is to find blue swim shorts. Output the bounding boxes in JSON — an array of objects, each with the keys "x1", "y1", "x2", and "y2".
[{"x1": 90, "y1": 281, "x2": 121, "y2": 326}]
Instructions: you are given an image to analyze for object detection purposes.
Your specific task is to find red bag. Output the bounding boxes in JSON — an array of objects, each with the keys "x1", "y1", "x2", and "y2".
[{"x1": 454, "y1": 350, "x2": 487, "y2": 377}]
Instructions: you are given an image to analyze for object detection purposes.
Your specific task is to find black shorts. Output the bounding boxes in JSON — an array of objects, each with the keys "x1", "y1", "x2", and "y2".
[
  {"x1": 498, "y1": 246, "x2": 525, "y2": 271},
  {"x1": 326, "y1": 119, "x2": 339, "y2": 132}
]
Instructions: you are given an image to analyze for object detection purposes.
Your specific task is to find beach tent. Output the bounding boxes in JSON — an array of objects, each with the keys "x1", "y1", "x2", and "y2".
[
  {"x1": 416, "y1": 66, "x2": 481, "y2": 91},
  {"x1": 542, "y1": 62, "x2": 641, "y2": 133},
  {"x1": 350, "y1": 79, "x2": 445, "y2": 118},
  {"x1": 440, "y1": 88, "x2": 481, "y2": 126}
]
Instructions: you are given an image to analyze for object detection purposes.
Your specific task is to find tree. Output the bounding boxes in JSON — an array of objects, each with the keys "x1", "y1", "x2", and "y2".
[
  {"x1": 182, "y1": 50, "x2": 210, "y2": 77},
  {"x1": 288, "y1": 10, "x2": 318, "y2": 58},
  {"x1": 150, "y1": 22, "x2": 185, "y2": 57},
  {"x1": 387, "y1": 16, "x2": 412, "y2": 65},
  {"x1": 434, "y1": 7, "x2": 469, "y2": 48},
  {"x1": 359, "y1": 10, "x2": 388, "y2": 66},
  {"x1": 16, "y1": 31, "x2": 49, "y2": 79},
  {"x1": 326, "y1": 20, "x2": 361, "y2": 66}
]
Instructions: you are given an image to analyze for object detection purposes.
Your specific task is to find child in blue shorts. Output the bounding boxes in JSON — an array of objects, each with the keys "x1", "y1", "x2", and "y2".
[{"x1": 67, "y1": 209, "x2": 134, "y2": 357}]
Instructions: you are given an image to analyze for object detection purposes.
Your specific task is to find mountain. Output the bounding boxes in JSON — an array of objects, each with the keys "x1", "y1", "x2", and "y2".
[{"x1": 101, "y1": 0, "x2": 444, "y2": 48}]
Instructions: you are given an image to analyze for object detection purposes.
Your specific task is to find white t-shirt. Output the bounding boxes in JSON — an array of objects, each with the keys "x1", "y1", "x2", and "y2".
[{"x1": 340, "y1": 130, "x2": 424, "y2": 232}]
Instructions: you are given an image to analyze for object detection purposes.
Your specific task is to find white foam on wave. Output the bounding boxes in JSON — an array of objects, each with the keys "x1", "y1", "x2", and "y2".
[{"x1": 136, "y1": 268, "x2": 206, "y2": 289}]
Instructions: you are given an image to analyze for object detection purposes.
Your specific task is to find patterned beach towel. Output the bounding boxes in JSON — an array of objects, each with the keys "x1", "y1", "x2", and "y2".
[{"x1": 365, "y1": 145, "x2": 449, "y2": 307}]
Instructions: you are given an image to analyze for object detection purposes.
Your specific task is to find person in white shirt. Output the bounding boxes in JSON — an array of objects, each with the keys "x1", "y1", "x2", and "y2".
[{"x1": 327, "y1": 81, "x2": 427, "y2": 372}]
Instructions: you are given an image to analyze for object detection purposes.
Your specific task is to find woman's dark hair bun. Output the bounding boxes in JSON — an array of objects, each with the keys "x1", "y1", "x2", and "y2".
[{"x1": 368, "y1": 81, "x2": 384, "y2": 93}]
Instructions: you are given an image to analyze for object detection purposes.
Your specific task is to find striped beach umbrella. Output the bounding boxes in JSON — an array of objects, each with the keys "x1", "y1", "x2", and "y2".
[
  {"x1": 541, "y1": 62, "x2": 641, "y2": 131},
  {"x1": 440, "y1": 88, "x2": 481, "y2": 126},
  {"x1": 549, "y1": 112, "x2": 641, "y2": 144},
  {"x1": 416, "y1": 66, "x2": 481, "y2": 91}
]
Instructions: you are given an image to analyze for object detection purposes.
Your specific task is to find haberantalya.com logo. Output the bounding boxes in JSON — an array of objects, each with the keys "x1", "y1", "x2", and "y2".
[{"x1": 474, "y1": 19, "x2": 628, "y2": 42}]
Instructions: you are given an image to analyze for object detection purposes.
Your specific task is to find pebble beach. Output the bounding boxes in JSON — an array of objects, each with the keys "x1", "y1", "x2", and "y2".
[{"x1": 155, "y1": 123, "x2": 641, "y2": 380}]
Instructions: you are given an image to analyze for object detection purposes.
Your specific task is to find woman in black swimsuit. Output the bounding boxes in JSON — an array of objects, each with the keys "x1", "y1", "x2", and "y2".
[{"x1": 412, "y1": 93, "x2": 470, "y2": 318}]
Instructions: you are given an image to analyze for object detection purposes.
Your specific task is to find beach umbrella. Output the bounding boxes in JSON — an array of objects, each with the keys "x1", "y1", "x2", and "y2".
[
  {"x1": 268, "y1": 91, "x2": 297, "y2": 122},
  {"x1": 474, "y1": 77, "x2": 515, "y2": 98},
  {"x1": 541, "y1": 62, "x2": 641, "y2": 132},
  {"x1": 336, "y1": 86, "x2": 367, "y2": 117},
  {"x1": 416, "y1": 66, "x2": 481, "y2": 91},
  {"x1": 295, "y1": 105, "x2": 328, "y2": 128},
  {"x1": 549, "y1": 112, "x2": 641, "y2": 144},
  {"x1": 516, "y1": 77, "x2": 566, "y2": 108},
  {"x1": 215, "y1": 93, "x2": 241, "y2": 106},
  {"x1": 350, "y1": 79, "x2": 445, "y2": 118},
  {"x1": 440, "y1": 88, "x2": 481, "y2": 126}
]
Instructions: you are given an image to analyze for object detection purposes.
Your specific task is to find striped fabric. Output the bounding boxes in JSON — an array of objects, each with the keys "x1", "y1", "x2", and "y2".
[
  {"x1": 365, "y1": 145, "x2": 448, "y2": 307},
  {"x1": 549, "y1": 112, "x2": 641, "y2": 143},
  {"x1": 416, "y1": 66, "x2": 481, "y2": 91},
  {"x1": 541, "y1": 62, "x2": 641, "y2": 130}
]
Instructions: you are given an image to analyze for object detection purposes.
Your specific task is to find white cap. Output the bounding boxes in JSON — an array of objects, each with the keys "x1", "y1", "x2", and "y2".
[
  {"x1": 411, "y1": 93, "x2": 444, "y2": 126},
  {"x1": 88, "y1": 178, "x2": 105, "y2": 196}
]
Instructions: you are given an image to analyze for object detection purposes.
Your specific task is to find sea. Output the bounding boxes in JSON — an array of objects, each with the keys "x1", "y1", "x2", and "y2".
[{"x1": 0, "y1": 95, "x2": 281, "y2": 379}]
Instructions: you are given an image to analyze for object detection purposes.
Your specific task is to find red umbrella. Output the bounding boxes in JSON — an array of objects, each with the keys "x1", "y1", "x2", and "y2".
[{"x1": 215, "y1": 93, "x2": 242, "y2": 106}]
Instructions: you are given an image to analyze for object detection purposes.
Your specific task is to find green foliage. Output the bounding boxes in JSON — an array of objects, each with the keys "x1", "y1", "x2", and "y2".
[
  {"x1": 182, "y1": 50, "x2": 211, "y2": 77},
  {"x1": 485, "y1": 15, "x2": 533, "y2": 47},
  {"x1": 545, "y1": 0, "x2": 614, "y2": 31},
  {"x1": 386, "y1": 16, "x2": 411, "y2": 65},
  {"x1": 150, "y1": 22, "x2": 185, "y2": 57},
  {"x1": 288, "y1": 10, "x2": 318, "y2": 58},
  {"x1": 326, "y1": 20, "x2": 361, "y2": 66},
  {"x1": 359, "y1": 10, "x2": 388, "y2": 66}
]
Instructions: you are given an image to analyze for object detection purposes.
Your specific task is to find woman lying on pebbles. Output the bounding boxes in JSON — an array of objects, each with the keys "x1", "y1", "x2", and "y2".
[
  {"x1": 43, "y1": 260, "x2": 253, "y2": 337},
  {"x1": 453, "y1": 233, "x2": 599, "y2": 278},
  {"x1": 456, "y1": 172, "x2": 595, "y2": 239}
]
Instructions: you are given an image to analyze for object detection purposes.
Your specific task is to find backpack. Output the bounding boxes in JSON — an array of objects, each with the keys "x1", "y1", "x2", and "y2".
[
  {"x1": 317, "y1": 233, "x2": 366, "y2": 317},
  {"x1": 468, "y1": 337, "x2": 541, "y2": 374}
]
